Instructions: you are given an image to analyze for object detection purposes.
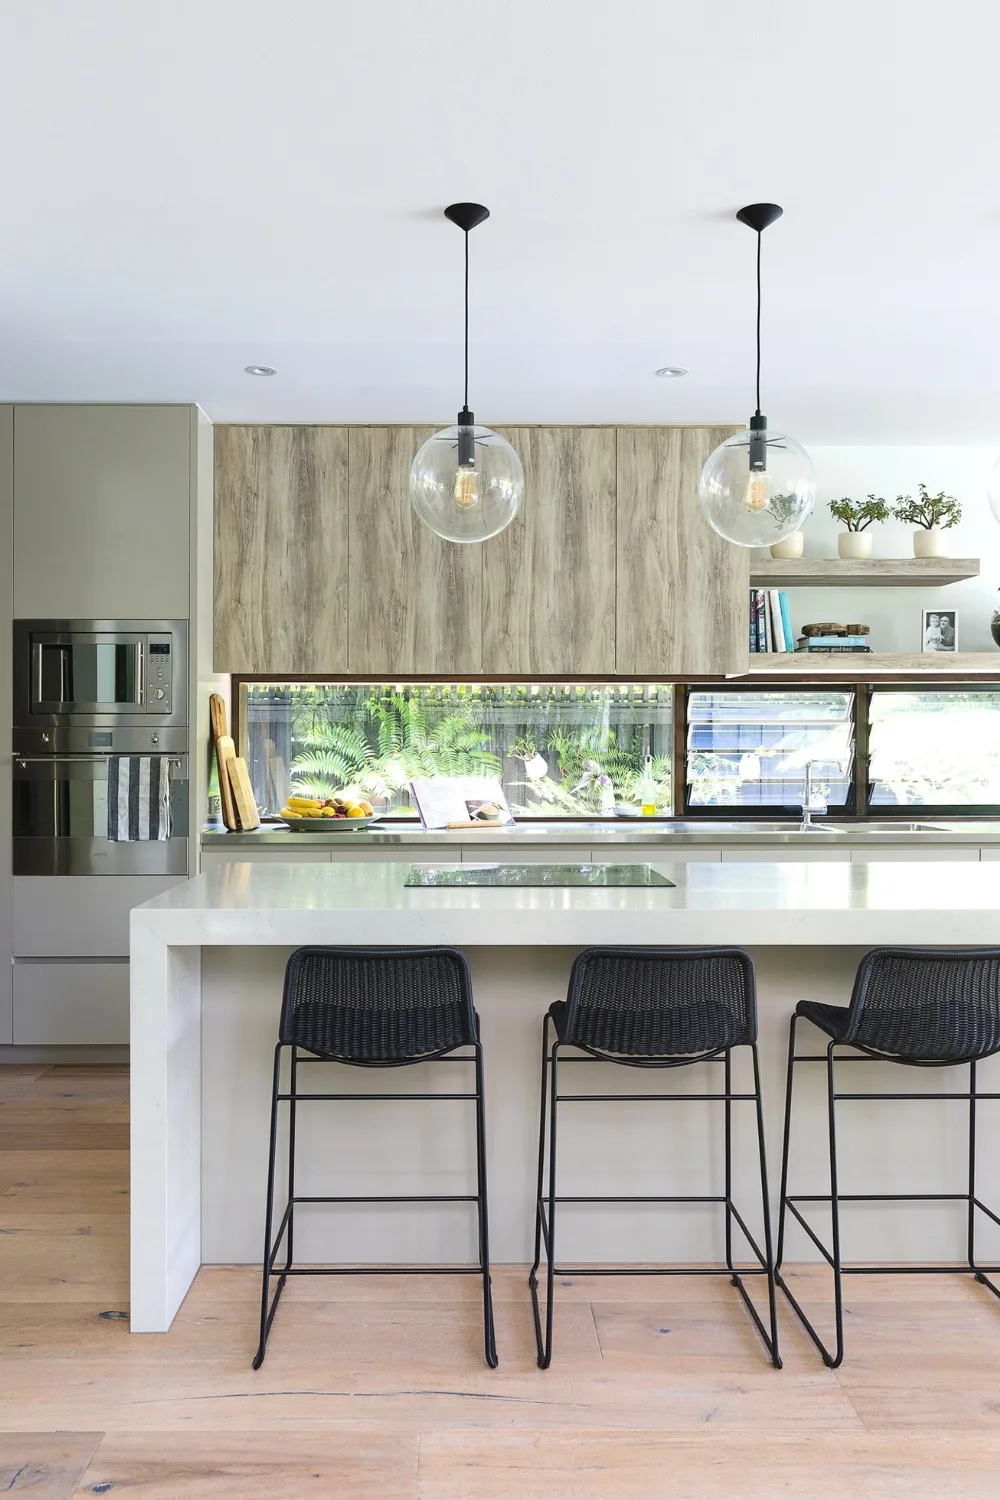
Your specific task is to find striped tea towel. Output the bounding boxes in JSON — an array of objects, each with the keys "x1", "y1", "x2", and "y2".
[{"x1": 107, "y1": 756, "x2": 171, "y2": 842}]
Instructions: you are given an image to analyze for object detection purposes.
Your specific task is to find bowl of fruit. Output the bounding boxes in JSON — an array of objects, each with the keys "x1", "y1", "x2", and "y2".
[{"x1": 278, "y1": 794, "x2": 379, "y2": 831}]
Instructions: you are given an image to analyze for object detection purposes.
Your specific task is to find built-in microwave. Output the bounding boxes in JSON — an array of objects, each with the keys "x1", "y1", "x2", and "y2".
[{"x1": 13, "y1": 620, "x2": 188, "y2": 738}]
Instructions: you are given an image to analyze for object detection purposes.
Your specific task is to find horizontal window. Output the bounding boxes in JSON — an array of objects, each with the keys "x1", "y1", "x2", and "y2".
[
  {"x1": 869, "y1": 689, "x2": 1000, "y2": 810},
  {"x1": 685, "y1": 689, "x2": 855, "y2": 812},
  {"x1": 240, "y1": 683, "x2": 673, "y2": 819}
]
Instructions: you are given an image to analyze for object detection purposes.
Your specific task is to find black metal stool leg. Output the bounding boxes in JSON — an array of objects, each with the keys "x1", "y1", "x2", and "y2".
[
  {"x1": 751, "y1": 1043, "x2": 782, "y2": 1367},
  {"x1": 776, "y1": 1019, "x2": 845, "y2": 1368},
  {"x1": 825, "y1": 1040, "x2": 846, "y2": 1368},
  {"x1": 724, "y1": 1047, "x2": 734, "y2": 1281},
  {"x1": 529, "y1": 1024, "x2": 560, "y2": 1370},
  {"x1": 775, "y1": 1013, "x2": 799, "y2": 1275},
  {"x1": 528, "y1": 1013, "x2": 552, "y2": 1363},
  {"x1": 965, "y1": 1059, "x2": 1000, "y2": 1302},
  {"x1": 252, "y1": 1042, "x2": 286, "y2": 1370},
  {"x1": 473, "y1": 1038, "x2": 498, "y2": 1368},
  {"x1": 284, "y1": 1046, "x2": 298, "y2": 1274}
]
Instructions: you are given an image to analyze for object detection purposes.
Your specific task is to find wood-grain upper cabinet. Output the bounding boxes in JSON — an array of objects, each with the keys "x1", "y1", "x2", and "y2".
[
  {"x1": 616, "y1": 426, "x2": 748, "y2": 675},
  {"x1": 484, "y1": 428, "x2": 616, "y2": 674},
  {"x1": 214, "y1": 426, "x2": 349, "y2": 673},
  {"x1": 347, "y1": 427, "x2": 483, "y2": 675}
]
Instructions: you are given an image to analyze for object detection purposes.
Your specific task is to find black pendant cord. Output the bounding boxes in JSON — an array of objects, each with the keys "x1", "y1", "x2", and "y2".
[
  {"x1": 755, "y1": 229, "x2": 762, "y2": 420},
  {"x1": 463, "y1": 228, "x2": 470, "y2": 414}
]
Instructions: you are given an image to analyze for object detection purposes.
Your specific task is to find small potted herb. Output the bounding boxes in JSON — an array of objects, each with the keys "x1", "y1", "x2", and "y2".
[
  {"x1": 892, "y1": 484, "x2": 962, "y2": 558},
  {"x1": 768, "y1": 494, "x2": 808, "y2": 559},
  {"x1": 828, "y1": 495, "x2": 890, "y2": 560}
]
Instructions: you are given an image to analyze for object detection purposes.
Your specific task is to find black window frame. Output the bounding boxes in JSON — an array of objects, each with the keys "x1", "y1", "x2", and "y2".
[
  {"x1": 679, "y1": 682, "x2": 858, "y2": 821},
  {"x1": 863, "y1": 681, "x2": 1000, "y2": 820}
]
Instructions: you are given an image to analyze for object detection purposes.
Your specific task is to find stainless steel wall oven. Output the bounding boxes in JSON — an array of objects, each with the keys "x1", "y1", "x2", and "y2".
[{"x1": 13, "y1": 620, "x2": 189, "y2": 876}]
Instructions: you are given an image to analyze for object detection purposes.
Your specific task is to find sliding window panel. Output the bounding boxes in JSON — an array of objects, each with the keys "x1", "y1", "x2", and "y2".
[
  {"x1": 868, "y1": 687, "x2": 1000, "y2": 816},
  {"x1": 348, "y1": 428, "x2": 483, "y2": 675},
  {"x1": 214, "y1": 426, "x2": 349, "y2": 673},
  {"x1": 484, "y1": 428, "x2": 617, "y2": 674},
  {"x1": 616, "y1": 426, "x2": 747, "y2": 675}
]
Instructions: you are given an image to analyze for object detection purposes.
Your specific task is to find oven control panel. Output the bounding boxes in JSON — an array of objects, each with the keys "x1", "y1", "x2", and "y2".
[{"x1": 147, "y1": 636, "x2": 173, "y2": 713}]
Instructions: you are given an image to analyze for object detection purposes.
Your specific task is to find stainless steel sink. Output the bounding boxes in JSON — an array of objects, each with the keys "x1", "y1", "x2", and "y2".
[
  {"x1": 819, "y1": 821, "x2": 946, "y2": 834},
  {"x1": 598, "y1": 819, "x2": 947, "y2": 835}
]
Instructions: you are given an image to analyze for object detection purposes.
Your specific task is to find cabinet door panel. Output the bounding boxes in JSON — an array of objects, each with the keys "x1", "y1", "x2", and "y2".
[
  {"x1": 484, "y1": 428, "x2": 616, "y2": 674},
  {"x1": 13, "y1": 959, "x2": 129, "y2": 1045},
  {"x1": 214, "y1": 426, "x2": 349, "y2": 673},
  {"x1": 14, "y1": 405, "x2": 192, "y2": 619},
  {"x1": 348, "y1": 428, "x2": 482, "y2": 674},
  {"x1": 616, "y1": 427, "x2": 747, "y2": 675}
]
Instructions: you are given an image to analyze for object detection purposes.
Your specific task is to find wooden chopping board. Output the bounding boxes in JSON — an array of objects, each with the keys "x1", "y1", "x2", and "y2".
[
  {"x1": 209, "y1": 694, "x2": 239, "y2": 832},
  {"x1": 228, "y1": 756, "x2": 261, "y2": 831}
]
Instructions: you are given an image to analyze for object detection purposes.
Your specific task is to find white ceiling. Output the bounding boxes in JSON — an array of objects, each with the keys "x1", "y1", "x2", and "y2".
[{"x1": 3, "y1": 0, "x2": 1000, "y2": 442}]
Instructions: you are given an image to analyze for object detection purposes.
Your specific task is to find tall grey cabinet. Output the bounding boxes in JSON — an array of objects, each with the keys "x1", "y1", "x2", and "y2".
[{"x1": 8, "y1": 404, "x2": 204, "y2": 1048}]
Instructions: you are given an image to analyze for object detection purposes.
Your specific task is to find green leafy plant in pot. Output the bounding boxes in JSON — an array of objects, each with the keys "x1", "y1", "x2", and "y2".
[
  {"x1": 828, "y1": 495, "x2": 890, "y2": 560},
  {"x1": 767, "y1": 493, "x2": 810, "y2": 559},
  {"x1": 892, "y1": 484, "x2": 962, "y2": 558}
]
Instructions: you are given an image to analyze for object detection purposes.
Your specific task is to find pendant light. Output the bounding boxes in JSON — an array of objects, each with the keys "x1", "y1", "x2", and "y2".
[
  {"x1": 409, "y1": 203, "x2": 524, "y2": 543},
  {"x1": 698, "y1": 203, "x2": 817, "y2": 547},
  {"x1": 987, "y1": 459, "x2": 1000, "y2": 528}
]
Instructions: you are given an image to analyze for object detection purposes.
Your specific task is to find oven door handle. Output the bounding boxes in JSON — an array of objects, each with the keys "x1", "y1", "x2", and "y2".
[
  {"x1": 14, "y1": 755, "x2": 184, "y2": 767},
  {"x1": 135, "y1": 640, "x2": 145, "y2": 705}
]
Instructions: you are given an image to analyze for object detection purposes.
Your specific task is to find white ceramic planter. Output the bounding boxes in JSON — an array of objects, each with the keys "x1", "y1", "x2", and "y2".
[
  {"x1": 837, "y1": 531, "x2": 873, "y2": 560},
  {"x1": 770, "y1": 531, "x2": 805, "y2": 560},
  {"x1": 913, "y1": 527, "x2": 944, "y2": 558}
]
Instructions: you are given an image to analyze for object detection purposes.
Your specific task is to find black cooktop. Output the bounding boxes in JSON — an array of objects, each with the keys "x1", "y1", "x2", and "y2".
[{"x1": 405, "y1": 863, "x2": 675, "y2": 889}]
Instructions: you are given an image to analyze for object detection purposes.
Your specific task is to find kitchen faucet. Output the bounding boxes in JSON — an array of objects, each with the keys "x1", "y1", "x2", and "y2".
[{"x1": 800, "y1": 760, "x2": 828, "y2": 831}]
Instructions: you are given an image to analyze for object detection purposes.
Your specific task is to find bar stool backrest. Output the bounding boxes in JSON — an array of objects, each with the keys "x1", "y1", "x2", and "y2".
[
  {"x1": 843, "y1": 947, "x2": 1000, "y2": 1061},
  {"x1": 561, "y1": 946, "x2": 757, "y2": 1057},
  {"x1": 278, "y1": 946, "x2": 478, "y2": 1062}
]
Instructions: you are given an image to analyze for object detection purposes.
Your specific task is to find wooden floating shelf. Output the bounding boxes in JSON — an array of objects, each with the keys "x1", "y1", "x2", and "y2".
[
  {"x1": 735, "y1": 652, "x2": 1000, "y2": 679},
  {"x1": 749, "y1": 557, "x2": 980, "y2": 588}
]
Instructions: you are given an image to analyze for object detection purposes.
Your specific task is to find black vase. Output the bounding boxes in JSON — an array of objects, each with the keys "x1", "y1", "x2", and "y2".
[{"x1": 992, "y1": 609, "x2": 1000, "y2": 649}]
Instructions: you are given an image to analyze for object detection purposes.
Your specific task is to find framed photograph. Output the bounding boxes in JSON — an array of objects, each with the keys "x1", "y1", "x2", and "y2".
[{"x1": 921, "y1": 608, "x2": 958, "y2": 653}]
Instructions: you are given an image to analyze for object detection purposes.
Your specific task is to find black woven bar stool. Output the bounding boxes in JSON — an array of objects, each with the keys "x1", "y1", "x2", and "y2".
[
  {"x1": 776, "y1": 946, "x2": 1000, "y2": 1369},
  {"x1": 528, "y1": 946, "x2": 780, "y2": 1369},
  {"x1": 252, "y1": 945, "x2": 496, "y2": 1369}
]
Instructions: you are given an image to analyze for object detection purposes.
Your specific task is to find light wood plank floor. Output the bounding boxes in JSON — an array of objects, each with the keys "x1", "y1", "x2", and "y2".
[{"x1": 2, "y1": 1064, "x2": 1000, "y2": 1495}]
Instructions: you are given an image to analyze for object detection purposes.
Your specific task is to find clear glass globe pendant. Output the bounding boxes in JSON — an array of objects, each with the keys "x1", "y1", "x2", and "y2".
[
  {"x1": 699, "y1": 413, "x2": 817, "y2": 546},
  {"x1": 410, "y1": 203, "x2": 523, "y2": 544},
  {"x1": 411, "y1": 407, "x2": 523, "y2": 544},
  {"x1": 698, "y1": 203, "x2": 817, "y2": 548},
  {"x1": 988, "y1": 455, "x2": 1000, "y2": 528}
]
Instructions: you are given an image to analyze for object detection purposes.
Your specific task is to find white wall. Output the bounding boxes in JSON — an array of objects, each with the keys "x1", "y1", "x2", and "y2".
[{"x1": 760, "y1": 447, "x2": 1000, "y2": 653}]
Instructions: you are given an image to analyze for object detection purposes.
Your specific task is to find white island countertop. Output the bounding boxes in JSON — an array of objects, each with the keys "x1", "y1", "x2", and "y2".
[{"x1": 135, "y1": 857, "x2": 1000, "y2": 948}]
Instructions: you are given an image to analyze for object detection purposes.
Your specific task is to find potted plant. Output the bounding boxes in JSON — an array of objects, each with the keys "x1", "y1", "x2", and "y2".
[
  {"x1": 768, "y1": 494, "x2": 808, "y2": 559},
  {"x1": 828, "y1": 495, "x2": 890, "y2": 560},
  {"x1": 892, "y1": 484, "x2": 962, "y2": 558}
]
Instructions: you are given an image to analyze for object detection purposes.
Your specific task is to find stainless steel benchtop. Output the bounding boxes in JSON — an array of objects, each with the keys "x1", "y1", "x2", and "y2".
[{"x1": 202, "y1": 819, "x2": 1000, "y2": 849}]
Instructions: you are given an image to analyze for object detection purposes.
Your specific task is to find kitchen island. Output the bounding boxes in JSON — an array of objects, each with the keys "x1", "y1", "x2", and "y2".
[{"x1": 130, "y1": 858, "x2": 1000, "y2": 1332}]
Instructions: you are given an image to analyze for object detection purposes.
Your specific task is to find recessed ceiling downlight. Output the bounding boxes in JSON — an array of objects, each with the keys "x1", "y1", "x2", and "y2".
[
  {"x1": 245, "y1": 365, "x2": 277, "y2": 376},
  {"x1": 655, "y1": 366, "x2": 688, "y2": 378}
]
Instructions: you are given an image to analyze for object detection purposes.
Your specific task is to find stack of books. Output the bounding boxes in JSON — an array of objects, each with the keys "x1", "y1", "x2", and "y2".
[
  {"x1": 749, "y1": 589, "x2": 794, "y2": 653},
  {"x1": 795, "y1": 634, "x2": 872, "y2": 654}
]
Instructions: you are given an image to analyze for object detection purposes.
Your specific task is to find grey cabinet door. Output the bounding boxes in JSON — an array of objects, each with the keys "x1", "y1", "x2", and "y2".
[
  {"x1": 14, "y1": 405, "x2": 193, "y2": 619},
  {"x1": 13, "y1": 960, "x2": 129, "y2": 1045},
  {"x1": 214, "y1": 426, "x2": 349, "y2": 673},
  {"x1": 347, "y1": 427, "x2": 483, "y2": 675},
  {"x1": 484, "y1": 428, "x2": 617, "y2": 674},
  {"x1": 616, "y1": 427, "x2": 748, "y2": 675},
  {"x1": 0, "y1": 406, "x2": 10, "y2": 1043}
]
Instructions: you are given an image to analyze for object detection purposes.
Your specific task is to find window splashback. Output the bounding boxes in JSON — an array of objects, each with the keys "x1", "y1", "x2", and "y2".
[{"x1": 241, "y1": 682, "x2": 673, "y2": 819}]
